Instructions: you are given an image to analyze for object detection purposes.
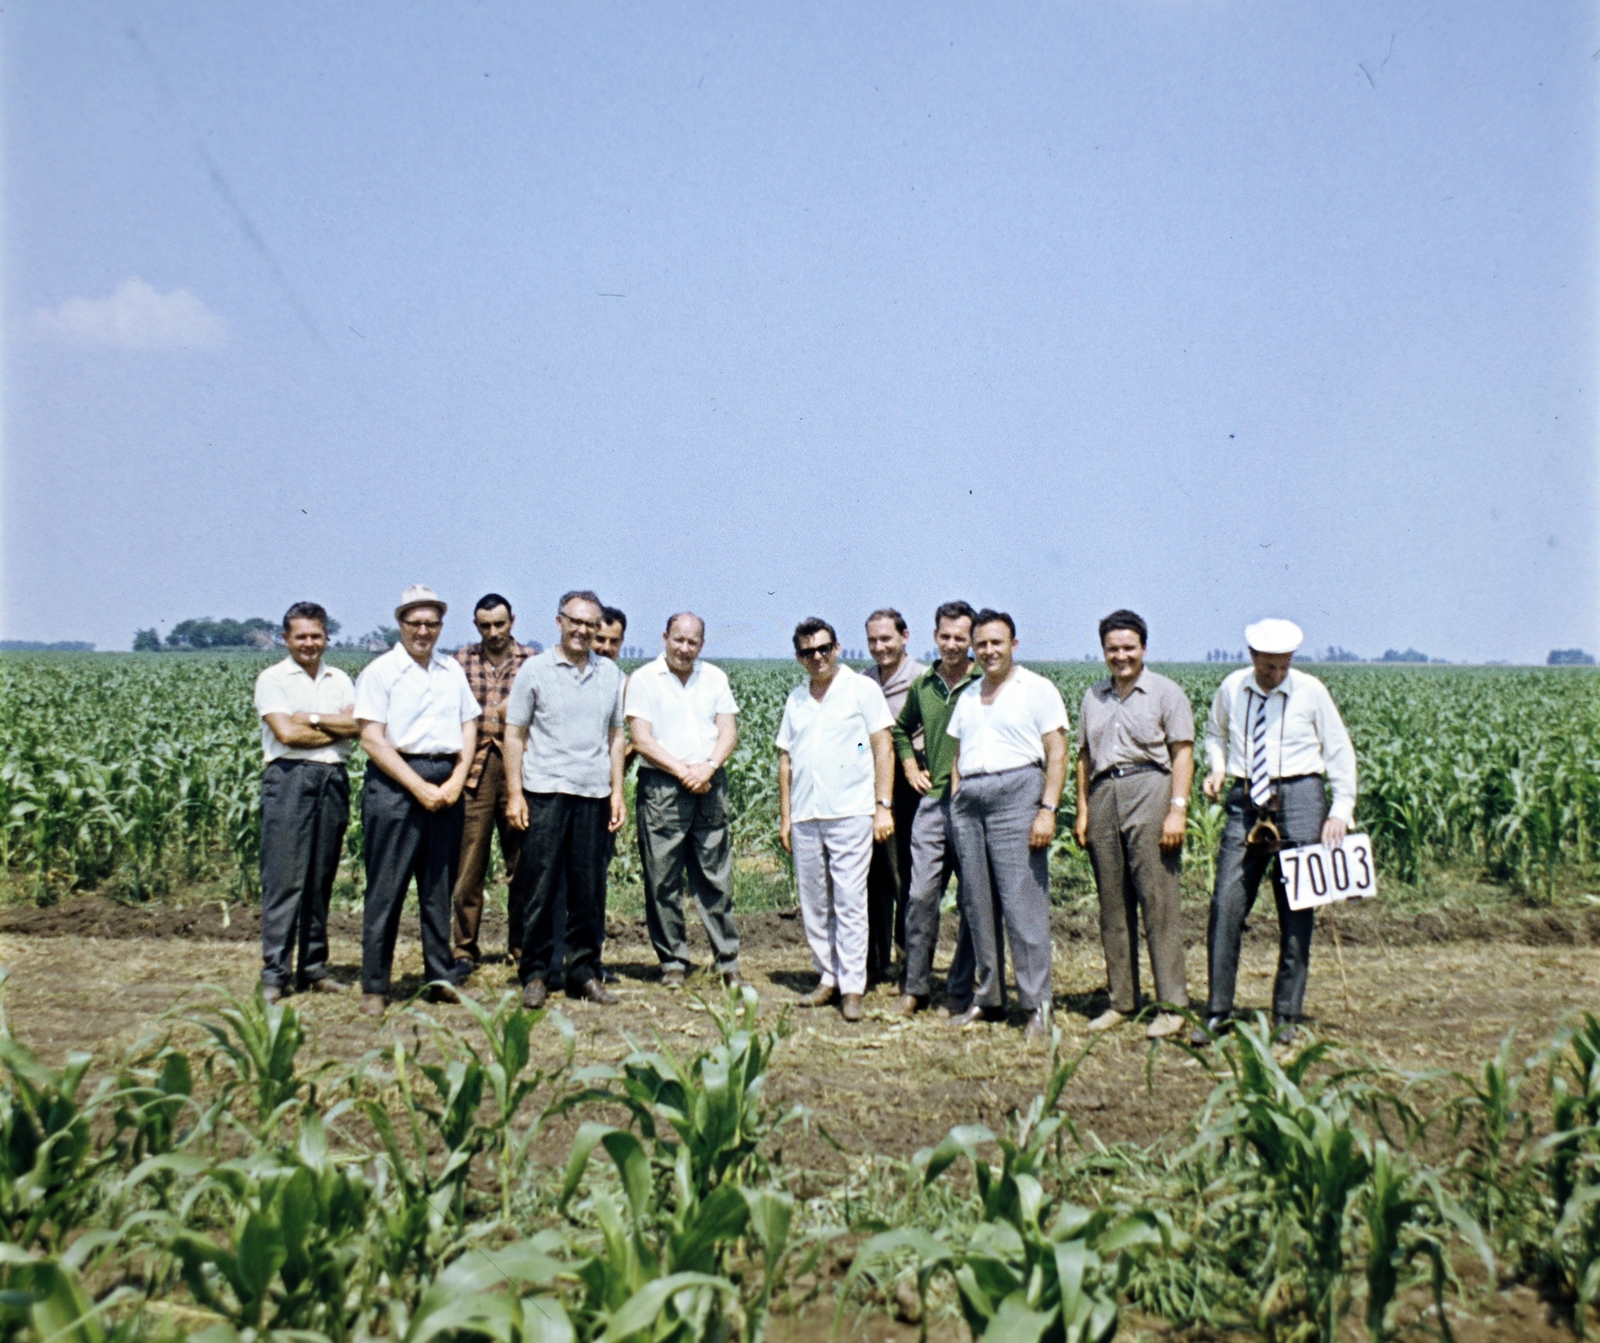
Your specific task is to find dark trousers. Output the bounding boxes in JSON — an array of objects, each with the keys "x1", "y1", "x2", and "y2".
[
  {"x1": 637, "y1": 766, "x2": 741, "y2": 973},
  {"x1": 451, "y1": 747, "x2": 521, "y2": 962},
  {"x1": 866, "y1": 773, "x2": 919, "y2": 983},
  {"x1": 259, "y1": 760, "x2": 349, "y2": 988},
  {"x1": 1205, "y1": 775, "x2": 1327, "y2": 1021},
  {"x1": 513, "y1": 791, "x2": 609, "y2": 992},
  {"x1": 361, "y1": 757, "x2": 462, "y2": 995}
]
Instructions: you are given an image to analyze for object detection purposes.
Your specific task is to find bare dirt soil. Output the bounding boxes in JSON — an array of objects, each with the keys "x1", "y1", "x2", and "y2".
[
  {"x1": 2, "y1": 897, "x2": 1595, "y2": 1340},
  {"x1": 2, "y1": 897, "x2": 1596, "y2": 1160}
]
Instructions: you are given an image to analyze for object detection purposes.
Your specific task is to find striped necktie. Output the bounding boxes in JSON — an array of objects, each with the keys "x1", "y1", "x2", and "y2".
[{"x1": 1249, "y1": 691, "x2": 1273, "y2": 808}]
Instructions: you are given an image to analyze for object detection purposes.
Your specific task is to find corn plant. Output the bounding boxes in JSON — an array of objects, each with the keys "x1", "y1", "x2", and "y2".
[{"x1": 1538, "y1": 1013, "x2": 1600, "y2": 1334}]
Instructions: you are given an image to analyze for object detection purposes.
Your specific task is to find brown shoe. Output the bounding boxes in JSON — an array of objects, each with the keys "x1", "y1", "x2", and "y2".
[
  {"x1": 1023, "y1": 1006, "x2": 1053, "y2": 1040},
  {"x1": 359, "y1": 993, "x2": 386, "y2": 1017},
  {"x1": 892, "y1": 993, "x2": 926, "y2": 1016},
  {"x1": 801, "y1": 982, "x2": 837, "y2": 1008},
  {"x1": 306, "y1": 978, "x2": 344, "y2": 994},
  {"x1": 722, "y1": 970, "x2": 750, "y2": 989},
  {"x1": 840, "y1": 993, "x2": 864, "y2": 1022},
  {"x1": 521, "y1": 979, "x2": 548, "y2": 1010},
  {"x1": 949, "y1": 1004, "x2": 1002, "y2": 1029},
  {"x1": 937, "y1": 1000, "x2": 970, "y2": 1020},
  {"x1": 260, "y1": 983, "x2": 284, "y2": 1005},
  {"x1": 662, "y1": 968, "x2": 686, "y2": 989},
  {"x1": 577, "y1": 979, "x2": 619, "y2": 1006}
]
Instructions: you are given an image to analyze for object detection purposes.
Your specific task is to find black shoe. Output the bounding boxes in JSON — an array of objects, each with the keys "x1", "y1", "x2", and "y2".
[
  {"x1": 451, "y1": 958, "x2": 474, "y2": 984},
  {"x1": 1190, "y1": 1014, "x2": 1231, "y2": 1047},
  {"x1": 1271, "y1": 1015, "x2": 1299, "y2": 1045},
  {"x1": 600, "y1": 966, "x2": 620, "y2": 985}
]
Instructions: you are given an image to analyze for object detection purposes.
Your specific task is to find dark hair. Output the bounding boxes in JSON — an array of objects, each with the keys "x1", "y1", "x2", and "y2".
[
  {"x1": 474, "y1": 592, "x2": 513, "y2": 617},
  {"x1": 972, "y1": 608, "x2": 1016, "y2": 639},
  {"x1": 558, "y1": 589, "x2": 603, "y2": 615},
  {"x1": 1098, "y1": 609, "x2": 1148, "y2": 647},
  {"x1": 599, "y1": 606, "x2": 627, "y2": 633},
  {"x1": 792, "y1": 616, "x2": 837, "y2": 651},
  {"x1": 934, "y1": 600, "x2": 977, "y2": 629},
  {"x1": 865, "y1": 607, "x2": 907, "y2": 635},
  {"x1": 665, "y1": 611, "x2": 705, "y2": 638},
  {"x1": 283, "y1": 601, "x2": 329, "y2": 632}
]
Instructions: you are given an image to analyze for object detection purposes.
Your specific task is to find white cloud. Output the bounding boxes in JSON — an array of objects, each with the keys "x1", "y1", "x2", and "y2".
[{"x1": 34, "y1": 278, "x2": 229, "y2": 351}]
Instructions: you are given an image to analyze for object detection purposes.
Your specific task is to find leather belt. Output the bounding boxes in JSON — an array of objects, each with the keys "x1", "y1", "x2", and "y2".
[{"x1": 1092, "y1": 762, "x2": 1166, "y2": 783}]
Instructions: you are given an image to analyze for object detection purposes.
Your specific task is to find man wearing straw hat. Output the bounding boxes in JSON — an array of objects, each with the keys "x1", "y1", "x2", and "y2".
[
  {"x1": 1195, "y1": 618, "x2": 1357, "y2": 1045},
  {"x1": 353, "y1": 585, "x2": 482, "y2": 1016}
]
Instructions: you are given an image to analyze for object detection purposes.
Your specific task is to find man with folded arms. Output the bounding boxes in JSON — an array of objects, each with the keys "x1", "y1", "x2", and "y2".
[
  {"x1": 891, "y1": 601, "x2": 980, "y2": 1017},
  {"x1": 776, "y1": 617, "x2": 896, "y2": 1023},
  {"x1": 946, "y1": 610, "x2": 1069, "y2": 1040},
  {"x1": 504, "y1": 590, "x2": 626, "y2": 1009},
  {"x1": 1073, "y1": 610, "x2": 1194, "y2": 1041},
  {"x1": 253, "y1": 601, "x2": 360, "y2": 1003},
  {"x1": 354, "y1": 586, "x2": 481, "y2": 1016},
  {"x1": 625, "y1": 612, "x2": 744, "y2": 988},
  {"x1": 1196, "y1": 617, "x2": 1357, "y2": 1046},
  {"x1": 862, "y1": 607, "x2": 924, "y2": 987},
  {"x1": 450, "y1": 593, "x2": 537, "y2": 975}
]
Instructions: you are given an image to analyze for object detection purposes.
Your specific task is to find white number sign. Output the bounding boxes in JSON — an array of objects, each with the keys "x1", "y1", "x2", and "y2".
[{"x1": 1279, "y1": 834, "x2": 1377, "y2": 911}]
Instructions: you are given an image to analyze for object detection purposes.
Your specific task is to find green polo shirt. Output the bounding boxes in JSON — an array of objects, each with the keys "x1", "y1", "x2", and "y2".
[{"x1": 892, "y1": 663, "x2": 981, "y2": 800}]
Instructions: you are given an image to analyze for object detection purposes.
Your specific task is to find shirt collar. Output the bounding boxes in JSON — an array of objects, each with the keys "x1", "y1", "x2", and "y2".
[
  {"x1": 553, "y1": 646, "x2": 598, "y2": 679},
  {"x1": 925, "y1": 662, "x2": 979, "y2": 692},
  {"x1": 284, "y1": 657, "x2": 331, "y2": 681},
  {"x1": 1245, "y1": 668, "x2": 1294, "y2": 697},
  {"x1": 648, "y1": 655, "x2": 698, "y2": 684}
]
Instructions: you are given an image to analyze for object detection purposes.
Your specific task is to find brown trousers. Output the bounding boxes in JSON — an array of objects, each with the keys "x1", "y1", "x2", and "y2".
[
  {"x1": 1084, "y1": 768, "x2": 1188, "y2": 1012},
  {"x1": 451, "y1": 747, "x2": 522, "y2": 962}
]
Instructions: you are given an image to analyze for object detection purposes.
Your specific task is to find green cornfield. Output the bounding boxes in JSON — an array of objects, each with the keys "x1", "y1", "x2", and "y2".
[{"x1": 1, "y1": 653, "x2": 1597, "y2": 902}]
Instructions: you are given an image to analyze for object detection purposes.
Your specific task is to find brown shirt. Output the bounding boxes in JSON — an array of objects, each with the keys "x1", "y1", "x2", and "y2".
[
  {"x1": 453, "y1": 641, "x2": 537, "y2": 788},
  {"x1": 1077, "y1": 669, "x2": 1194, "y2": 777}
]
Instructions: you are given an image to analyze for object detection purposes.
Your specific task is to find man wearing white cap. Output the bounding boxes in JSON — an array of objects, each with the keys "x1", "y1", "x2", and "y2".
[
  {"x1": 353, "y1": 585, "x2": 482, "y2": 1015},
  {"x1": 1196, "y1": 618, "x2": 1357, "y2": 1044}
]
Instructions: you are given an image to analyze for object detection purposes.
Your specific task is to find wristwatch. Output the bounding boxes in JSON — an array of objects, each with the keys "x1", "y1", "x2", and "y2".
[{"x1": 877, "y1": 796, "x2": 893, "y2": 809}]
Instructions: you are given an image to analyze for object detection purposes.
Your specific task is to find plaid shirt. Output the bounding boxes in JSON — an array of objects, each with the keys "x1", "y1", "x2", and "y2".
[{"x1": 453, "y1": 641, "x2": 536, "y2": 788}]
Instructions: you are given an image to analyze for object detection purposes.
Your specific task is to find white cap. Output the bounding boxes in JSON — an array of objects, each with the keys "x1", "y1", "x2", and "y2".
[
  {"x1": 395, "y1": 584, "x2": 447, "y2": 622},
  {"x1": 1245, "y1": 618, "x2": 1303, "y2": 655}
]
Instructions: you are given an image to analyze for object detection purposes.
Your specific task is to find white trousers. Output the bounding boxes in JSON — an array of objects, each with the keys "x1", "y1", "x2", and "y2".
[{"x1": 791, "y1": 816, "x2": 873, "y2": 995}]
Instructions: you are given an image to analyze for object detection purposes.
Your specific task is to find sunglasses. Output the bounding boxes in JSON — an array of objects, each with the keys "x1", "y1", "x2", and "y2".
[{"x1": 796, "y1": 642, "x2": 836, "y2": 660}]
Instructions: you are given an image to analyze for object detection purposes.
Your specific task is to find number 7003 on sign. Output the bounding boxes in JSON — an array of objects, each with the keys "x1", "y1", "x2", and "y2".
[{"x1": 1280, "y1": 834, "x2": 1377, "y2": 911}]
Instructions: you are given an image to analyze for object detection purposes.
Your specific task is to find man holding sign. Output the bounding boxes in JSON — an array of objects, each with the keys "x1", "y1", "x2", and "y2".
[{"x1": 1196, "y1": 618, "x2": 1357, "y2": 1045}]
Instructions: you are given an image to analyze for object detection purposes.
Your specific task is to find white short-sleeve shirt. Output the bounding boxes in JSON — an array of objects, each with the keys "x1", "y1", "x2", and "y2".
[
  {"x1": 945, "y1": 665, "x2": 1069, "y2": 776},
  {"x1": 774, "y1": 665, "x2": 895, "y2": 822},
  {"x1": 624, "y1": 656, "x2": 738, "y2": 764},
  {"x1": 253, "y1": 657, "x2": 356, "y2": 764},
  {"x1": 353, "y1": 644, "x2": 480, "y2": 755}
]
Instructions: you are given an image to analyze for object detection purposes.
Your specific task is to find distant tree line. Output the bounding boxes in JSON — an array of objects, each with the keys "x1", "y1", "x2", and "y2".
[
  {"x1": 1549, "y1": 648, "x2": 1596, "y2": 666},
  {"x1": 0, "y1": 640, "x2": 95, "y2": 652},
  {"x1": 133, "y1": 616, "x2": 341, "y2": 652}
]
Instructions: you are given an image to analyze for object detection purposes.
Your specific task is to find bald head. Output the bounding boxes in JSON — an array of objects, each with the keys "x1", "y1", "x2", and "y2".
[{"x1": 663, "y1": 612, "x2": 705, "y2": 677}]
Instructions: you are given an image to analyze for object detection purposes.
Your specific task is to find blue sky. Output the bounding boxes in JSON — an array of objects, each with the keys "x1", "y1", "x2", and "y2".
[{"x1": 3, "y1": 2, "x2": 1595, "y2": 661}]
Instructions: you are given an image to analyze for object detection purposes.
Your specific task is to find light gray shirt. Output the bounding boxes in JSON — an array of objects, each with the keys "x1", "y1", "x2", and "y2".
[
  {"x1": 505, "y1": 647, "x2": 625, "y2": 798},
  {"x1": 1077, "y1": 669, "x2": 1194, "y2": 776}
]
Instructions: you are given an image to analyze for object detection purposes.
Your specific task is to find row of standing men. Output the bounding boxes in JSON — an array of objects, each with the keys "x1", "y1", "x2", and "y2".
[{"x1": 253, "y1": 587, "x2": 1356, "y2": 1043}]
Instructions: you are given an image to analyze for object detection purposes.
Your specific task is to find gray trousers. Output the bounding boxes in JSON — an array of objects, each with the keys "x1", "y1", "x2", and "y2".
[
  {"x1": 1085, "y1": 769, "x2": 1187, "y2": 1012},
  {"x1": 361, "y1": 757, "x2": 463, "y2": 995},
  {"x1": 1206, "y1": 775, "x2": 1327, "y2": 1021},
  {"x1": 259, "y1": 760, "x2": 349, "y2": 988},
  {"x1": 901, "y1": 795, "x2": 976, "y2": 1002},
  {"x1": 948, "y1": 765, "x2": 1053, "y2": 1013},
  {"x1": 636, "y1": 766, "x2": 741, "y2": 973}
]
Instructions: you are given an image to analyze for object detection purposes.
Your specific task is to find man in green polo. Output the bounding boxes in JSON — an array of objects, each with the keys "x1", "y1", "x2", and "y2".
[{"x1": 890, "y1": 601, "x2": 982, "y2": 1016}]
